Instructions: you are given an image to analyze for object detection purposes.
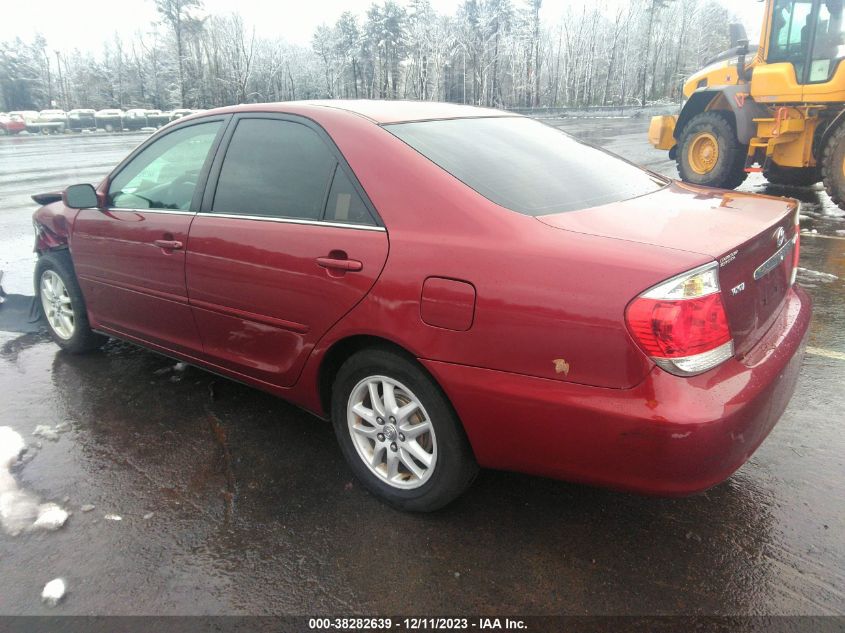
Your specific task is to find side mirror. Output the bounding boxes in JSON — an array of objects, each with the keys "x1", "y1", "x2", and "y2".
[
  {"x1": 63, "y1": 184, "x2": 98, "y2": 209},
  {"x1": 729, "y1": 23, "x2": 748, "y2": 49}
]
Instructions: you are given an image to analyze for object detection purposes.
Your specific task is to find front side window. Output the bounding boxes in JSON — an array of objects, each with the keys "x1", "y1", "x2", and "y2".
[
  {"x1": 212, "y1": 119, "x2": 338, "y2": 220},
  {"x1": 768, "y1": 0, "x2": 814, "y2": 69},
  {"x1": 809, "y1": 0, "x2": 845, "y2": 81},
  {"x1": 108, "y1": 121, "x2": 221, "y2": 210},
  {"x1": 387, "y1": 117, "x2": 664, "y2": 216}
]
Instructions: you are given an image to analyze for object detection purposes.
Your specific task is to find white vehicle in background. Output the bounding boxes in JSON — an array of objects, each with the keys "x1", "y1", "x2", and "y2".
[
  {"x1": 170, "y1": 108, "x2": 195, "y2": 120},
  {"x1": 94, "y1": 109, "x2": 123, "y2": 132},
  {"x1": 36, "y1": 110, "x2": 68, "y2": 134}
]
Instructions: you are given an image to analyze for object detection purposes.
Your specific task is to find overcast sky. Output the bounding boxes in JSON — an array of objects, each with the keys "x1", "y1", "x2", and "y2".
[{"x1": 1, "y1": 0, "x2": 766, "y2": 53}]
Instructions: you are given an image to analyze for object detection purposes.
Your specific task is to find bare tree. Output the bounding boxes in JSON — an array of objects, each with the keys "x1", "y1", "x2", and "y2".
[{"x1": 155, "y1": 0, "x2": 203, "y2": 106}]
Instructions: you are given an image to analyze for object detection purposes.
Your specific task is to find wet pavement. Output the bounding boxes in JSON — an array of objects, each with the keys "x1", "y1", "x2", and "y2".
[{"x1": 0, "y1": 120, "x2": 843, "y2": 617}]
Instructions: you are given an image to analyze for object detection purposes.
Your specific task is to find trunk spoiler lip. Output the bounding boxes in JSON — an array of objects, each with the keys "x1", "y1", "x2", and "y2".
[{"x1": 32, "y1": 191, "x2": 63, "y2": 206}]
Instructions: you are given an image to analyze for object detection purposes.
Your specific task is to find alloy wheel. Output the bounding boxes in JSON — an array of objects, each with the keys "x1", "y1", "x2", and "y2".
[
  {"x1": 40, "y1": 270, "x2": 75, "y2": 340},
  {"x1": 347, "y1": 375, "x2": 437, "y2": 489}
]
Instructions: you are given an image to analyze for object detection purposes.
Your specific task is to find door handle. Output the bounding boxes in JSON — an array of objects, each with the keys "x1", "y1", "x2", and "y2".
[
  {"x1": 153, "y1": 239, "x2": 183, "y2": 250},
  {"x1": 316, "y1": 256, "x2": 363, "y2": 272}
]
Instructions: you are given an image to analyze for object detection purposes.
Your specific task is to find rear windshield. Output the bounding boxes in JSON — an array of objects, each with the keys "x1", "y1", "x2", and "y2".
[{"x1": 387, "y1": 116, "x2": 665, "y2": 215}]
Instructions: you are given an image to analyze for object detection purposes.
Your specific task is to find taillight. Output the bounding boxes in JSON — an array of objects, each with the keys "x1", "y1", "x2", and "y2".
[
  {"x1": 790, "y1": 207, "x2": 800, "y2": 286},
  {"x1": 625, "y1": 262, "x2": 734, "y2": 376}
]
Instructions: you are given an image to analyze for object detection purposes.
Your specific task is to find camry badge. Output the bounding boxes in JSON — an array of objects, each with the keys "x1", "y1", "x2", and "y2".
[{"x1": 775, "y1": 226, "x2": 785, "y2": 247}]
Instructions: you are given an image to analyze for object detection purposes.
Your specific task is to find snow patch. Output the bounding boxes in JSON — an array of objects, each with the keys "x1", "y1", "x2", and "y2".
[
  {"x1": 32, "y1": 423, "x2": 69, "y2": 442},
  {"x1": 0, "y1": 426, "x2": 25, "y2": 468},
  {"x1": 104, "y1": 514, "x2": 122, "y2": 521},
  {"x1": 41, "y1": 578, "x2": 66, "y2": 606},
  {"x1": 33, "y1": 504, "x2": 69, "y2": 530},
  {"x1": 0, "y1": 426, "x2": 69, "y2": 536}
]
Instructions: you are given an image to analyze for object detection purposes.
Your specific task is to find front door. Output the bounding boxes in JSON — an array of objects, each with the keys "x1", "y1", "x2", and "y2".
[
  {"x1": 754, "y1": 0, "x2": 815, "y2": 101},
  {"x1": 186, "y1": 115, "x2": 389, "y2": 387},
  {"x1": 72, "y1": 119, "x2": 226, "y2": 353}
]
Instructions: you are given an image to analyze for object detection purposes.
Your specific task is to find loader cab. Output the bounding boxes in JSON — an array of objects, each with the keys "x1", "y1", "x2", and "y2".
[{"x1": 753, "y1": 0, "x2": 845, "y2": 101}]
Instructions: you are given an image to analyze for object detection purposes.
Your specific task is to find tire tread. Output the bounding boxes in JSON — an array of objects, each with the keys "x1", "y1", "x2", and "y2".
[{"x1": 676, "y1": 110, "x2": 748, "y2": 189}]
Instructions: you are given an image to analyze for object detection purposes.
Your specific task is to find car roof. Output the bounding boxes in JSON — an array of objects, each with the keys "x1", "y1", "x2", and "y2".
[{"x1": 201, "y1": 100, "x2": 515, "y2": 125}]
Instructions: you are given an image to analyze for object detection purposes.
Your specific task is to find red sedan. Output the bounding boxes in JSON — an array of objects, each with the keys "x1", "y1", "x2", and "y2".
[
  {"x1": 31, "y1": 101, "x2": 811, "y2": 511},
  {"x1": 0, "y1": 113, "x2": 26, "y2": 135}
]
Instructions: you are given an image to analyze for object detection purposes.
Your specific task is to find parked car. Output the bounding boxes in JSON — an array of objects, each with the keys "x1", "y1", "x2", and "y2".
[
  {"x1": 67, "y1": 109, "x2": 96, "y2": 131},
  {"x1": 0, "y1": 112, "x2": 26, "y2": 135},
  {"x1": 146, "y1": 110, "x2": 170, "y2": 128},
  {"x1": 95, "y1": 109, "x2": 123, "y2": 132},
  {"x1": 123, "y1": 108, "x2": 149, "y2": 130},
  {"x1": 170, "y1": 108, "x2": 195, "y2": 120},
  {"x1": 9, "y1": 110, "x2": 40, "y2": 130},
  {"x1": 31, "y1": 101, "x2": 811, "y2": 511},
  {"x1": 37, "y1": 110, "x2": 68, "y2": 133}
]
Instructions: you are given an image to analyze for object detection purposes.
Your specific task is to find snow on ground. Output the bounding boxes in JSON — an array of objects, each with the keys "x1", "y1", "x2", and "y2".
[
  {"x1": 41, "y1": 578, "x2": 66, "y2": 606},
  {"x1": 33, "y1": 503, "x2": 69, "y2": 530},
  {"x1": 0, "y1": 426, "x2": 68, "y2": 535},
  {"x1": 32, "y1": 423, "x2": 70, "y2": 442}
]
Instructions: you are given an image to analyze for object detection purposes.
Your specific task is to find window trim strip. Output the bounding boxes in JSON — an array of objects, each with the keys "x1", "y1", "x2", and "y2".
[
  {"x1": 99, "y1": 207, "x2": 386, "y2": 231},
  {"x1": 196, "y1": 212, "x2": 387, "y2": 232},
  {"x1": 106, "y1": 208, "x2": 197, "y2": 216}
]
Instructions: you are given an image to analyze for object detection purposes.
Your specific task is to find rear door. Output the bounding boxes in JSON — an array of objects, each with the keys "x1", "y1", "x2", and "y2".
[
  {"x1": 72, "y1": 118, "x2": 226, "y2": 353},
  {"x1": 186, "y1": 114, "x2": 389, "y2": 387}
]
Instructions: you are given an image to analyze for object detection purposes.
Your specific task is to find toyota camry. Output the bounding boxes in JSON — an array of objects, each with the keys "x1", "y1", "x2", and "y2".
[{"x1": 31, "y1": 101, "x2": 811, "y2": 511}]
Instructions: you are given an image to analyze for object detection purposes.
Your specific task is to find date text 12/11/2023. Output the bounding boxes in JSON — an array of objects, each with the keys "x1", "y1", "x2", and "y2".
[{"x1": 308, "y1": 617, "x2": 528, "y2": 630}]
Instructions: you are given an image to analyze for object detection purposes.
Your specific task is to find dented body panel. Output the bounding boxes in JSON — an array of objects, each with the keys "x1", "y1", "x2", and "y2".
[{"x1": 33, "y1": 201, "x2": 77, "y2": 253}]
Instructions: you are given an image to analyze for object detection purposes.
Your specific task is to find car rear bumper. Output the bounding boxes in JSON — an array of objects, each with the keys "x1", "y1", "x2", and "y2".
[{"x1": 422, "y1": 285, "x2": 811, "y2": 496}]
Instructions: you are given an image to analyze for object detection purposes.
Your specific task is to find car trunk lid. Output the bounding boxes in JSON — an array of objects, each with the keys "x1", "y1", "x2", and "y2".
[{"x1": 536, "y1": 182, "x2": 799, "y2": 357}]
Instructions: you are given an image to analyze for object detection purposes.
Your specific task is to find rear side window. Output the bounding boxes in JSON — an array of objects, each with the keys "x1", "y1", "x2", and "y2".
[
  {"x1": 387, "y1": 117, "x2": 665, "y2": 215},
  {"x1": 213, "y1": 119, "x2": 336, "y2": 220},
  {"x1": 324, "y1": 166, "x2": 372, "y2": 225}
]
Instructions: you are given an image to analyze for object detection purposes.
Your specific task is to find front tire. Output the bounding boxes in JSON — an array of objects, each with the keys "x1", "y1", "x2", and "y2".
[
  {"x1": 676, "y1": 111, "x2": 748, "y2": 189},
  {"x1": 35, "y1": 251, "x2": 106, "y2": 354},
  {"x1": 821, "y1": 123, "x2": 845, "y2": 209},
  {"x1": 331, "y1": 348, "x2": 478, "y2": 511}
]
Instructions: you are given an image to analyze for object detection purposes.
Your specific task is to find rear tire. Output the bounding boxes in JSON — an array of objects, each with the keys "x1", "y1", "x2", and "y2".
[
  {"x1": 676, "y1": 111, "x2": 748, "y2": 189},
  {"x1": 35, "y1": 251, "x2": 106, "y2": 354},
  {"x1": 331, "y1": 348, "x2": 478, "y2": 512},
  {"x1": 821, "y1": 123, "x2": 845, "y2": 209},
  {"x1": 764, "y1": 163, "x2": 821, "y2": 187}
]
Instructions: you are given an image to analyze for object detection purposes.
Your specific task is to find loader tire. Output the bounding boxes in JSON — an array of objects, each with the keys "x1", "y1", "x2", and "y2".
[
  {"x1": 764, "y1": 164, "x2": 821, "y2": 187},
  {"x1": 676, "y1": 111, "x2": 748, "y2": 190},
  {"x1": 821, "y1": 123, "x2": 845, "y2": 209}
]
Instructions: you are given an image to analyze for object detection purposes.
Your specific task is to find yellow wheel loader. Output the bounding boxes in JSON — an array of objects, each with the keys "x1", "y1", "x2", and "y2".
[{"x1": 649, "y1": 0, "x2": 845, "y2": 208}]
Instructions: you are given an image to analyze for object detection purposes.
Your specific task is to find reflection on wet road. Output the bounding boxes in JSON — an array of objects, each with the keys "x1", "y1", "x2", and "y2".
[{"x1": 0, "y1": 120, "x2": 843, "y2": 616}]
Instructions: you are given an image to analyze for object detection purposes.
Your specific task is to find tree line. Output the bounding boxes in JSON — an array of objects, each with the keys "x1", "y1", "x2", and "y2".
[{"x1": 0, "y1": 0, "x2": 734, "y2": 112}]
